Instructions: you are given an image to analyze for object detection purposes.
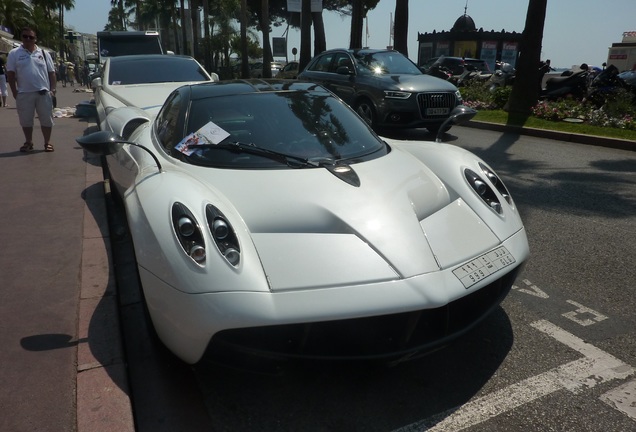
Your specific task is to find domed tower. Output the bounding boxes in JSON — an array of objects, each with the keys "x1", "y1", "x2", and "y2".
[{"x1": 452, "y1": 13, "x2": 477, "y2": 33}]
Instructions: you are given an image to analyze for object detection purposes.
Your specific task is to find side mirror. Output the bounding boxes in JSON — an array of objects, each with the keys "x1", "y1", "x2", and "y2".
[
  {"x1": 435, "y1": 105, "x2": 477, "y2": 143},
  {"x1": 91, "y1": 76, "x2": 102, "y2": 89},
  {"x1": 76, "y1": 130, "x2": 163, "y2": 171}
]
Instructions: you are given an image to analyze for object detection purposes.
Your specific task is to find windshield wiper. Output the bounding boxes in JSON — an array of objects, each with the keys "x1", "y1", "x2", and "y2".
[{"x1": 189, "y1": 141, "x2": 334, "y2": 168}]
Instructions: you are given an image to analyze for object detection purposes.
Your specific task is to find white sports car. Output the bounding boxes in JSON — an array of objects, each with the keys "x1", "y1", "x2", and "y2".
[
  {"x1": 78, "y1": 80, "x2": 529, "y2": 365},
  {"x1": 91, "y1": 54, "x2": 216, "y2": 131}
]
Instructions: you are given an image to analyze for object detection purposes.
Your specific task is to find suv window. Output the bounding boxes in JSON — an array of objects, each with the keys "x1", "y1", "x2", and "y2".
[{"x1": 308, "y1": 53, "x2": 335, "y2": 72}]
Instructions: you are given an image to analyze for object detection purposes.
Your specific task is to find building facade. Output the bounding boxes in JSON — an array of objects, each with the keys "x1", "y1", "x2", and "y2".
[{"x1": 416, "y1": 13, "x2": 523, "y2": 72}]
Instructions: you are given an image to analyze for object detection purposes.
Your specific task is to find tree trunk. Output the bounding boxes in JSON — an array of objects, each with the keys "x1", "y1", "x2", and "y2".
[
  {"x1": 191, "y1": 0, "x2": 199, "y2": 60},
  {"x1": 393, "y1": 0, "x2": 408, "y2": 56},
  {"x1": 261, "y1": 0, "x2": 272, "y2": 78},
  {"x1": 505, "y1": 0, "x2": 548, "y2": 115},
  {"x1": 349, "y1": 0, "x2": 363, "y2": 49},
  {"x1": 180, "y1": 0, "x2": 188, "y2": 55},
  {"x1": 240, "y1": 0, "x2": 250, "y2": 78},
  {"x1": 312, "y1": 11, "x2": 326, "y2": 55},
  {"x1": 202, "y1": 0, "x2": 211, "y2": 72},
  {"x1": 299, "y1": 0, "x2": 312, "y2": 70}
]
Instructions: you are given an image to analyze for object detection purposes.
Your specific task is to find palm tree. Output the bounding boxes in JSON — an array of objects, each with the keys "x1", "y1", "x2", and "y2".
[
  {"x1": 505, "y1": 0, "x2": 548, "y2": 115},
  {"x1": 0, "y1": 0, "x2": 33, "y2": 37}
]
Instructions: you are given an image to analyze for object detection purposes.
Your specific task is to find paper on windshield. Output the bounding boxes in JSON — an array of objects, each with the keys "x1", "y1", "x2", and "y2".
[{"x1": 175, "y1": 121, "x2": 230, "y2": 156}]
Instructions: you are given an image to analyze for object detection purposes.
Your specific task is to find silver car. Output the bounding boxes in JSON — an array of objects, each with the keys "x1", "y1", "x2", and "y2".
[{"x1": 298, "y1": 48, "x2": 463, "y2": 133}]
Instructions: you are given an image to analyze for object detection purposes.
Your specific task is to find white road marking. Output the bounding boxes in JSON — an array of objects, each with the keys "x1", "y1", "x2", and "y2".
[
  {"x1": 562, "y1": 299, "x2": 608, "y2": 326},
  {"x1": 511, "y1": 279, "x2": 549, "y2": 298},
  {"x1": 393, "y1": 320, "x2": 634, "y2": 432},
  {"x1": 600, "y1": 378, "x2": 636, "y2": 421}
]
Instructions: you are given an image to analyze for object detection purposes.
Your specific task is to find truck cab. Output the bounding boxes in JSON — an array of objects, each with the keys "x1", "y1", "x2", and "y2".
[{"x1": 97, "y1": 30, "x2": 167, "y2": 64}]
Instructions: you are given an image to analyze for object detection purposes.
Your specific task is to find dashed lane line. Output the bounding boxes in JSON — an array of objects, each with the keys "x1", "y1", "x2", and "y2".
[{"x1": 394, "y1": 320, "x2": 635, "y2": 432}]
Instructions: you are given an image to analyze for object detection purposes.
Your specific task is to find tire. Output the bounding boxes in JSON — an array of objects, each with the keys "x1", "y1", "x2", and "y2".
[{"x1": 354, "y1": 98, "x2": 377, "y2": 128}]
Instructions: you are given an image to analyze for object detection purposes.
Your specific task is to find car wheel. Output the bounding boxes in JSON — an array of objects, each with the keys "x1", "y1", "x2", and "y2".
[{"x1": 355, "y1": 98, "x2": 377, "y2": 128}]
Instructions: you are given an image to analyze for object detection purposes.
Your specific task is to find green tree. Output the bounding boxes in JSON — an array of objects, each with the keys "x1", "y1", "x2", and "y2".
[
  {"x1": 505, "y1": 0, "x2": 548, "y2": 115},
  {"x1": 0, "y1": 0, "x2": 33, "y2": 36}
]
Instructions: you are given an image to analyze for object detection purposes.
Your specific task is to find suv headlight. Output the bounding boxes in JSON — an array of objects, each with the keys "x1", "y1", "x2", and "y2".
[{"x1": 384, "y1": 90, "x2": 411, "y2": 99}]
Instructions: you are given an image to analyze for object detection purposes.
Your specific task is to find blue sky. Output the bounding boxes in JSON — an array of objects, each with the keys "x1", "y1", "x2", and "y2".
[{"x1": 65, "y1": 0, "x2": 636, "y2": 69}]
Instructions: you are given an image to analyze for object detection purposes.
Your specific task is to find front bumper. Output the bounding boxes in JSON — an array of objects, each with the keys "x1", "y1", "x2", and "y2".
[{"x1": 141, "y1": 229, "x2": 528, "y2": 364}]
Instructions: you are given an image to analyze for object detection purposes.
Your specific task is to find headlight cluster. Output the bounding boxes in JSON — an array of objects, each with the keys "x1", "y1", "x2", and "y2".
[
  {"x1": 464, "y1": 163, "x2": 512, "y2": 215},
  {"x1": 172, "y1": 202, "x2": 206, "y2": 264},
  {"x1": 171, "y1": 202, "x2": 241, "y2": 267},
  {"x1": 479, "y1": 162, "x2": 512, "y2": 205},
  {"x1": 205, "y1": 204, "x2": 241, "y2": 267},
  {"x1": 384, "y1": 90, "x2": 411, "y2": 99}
]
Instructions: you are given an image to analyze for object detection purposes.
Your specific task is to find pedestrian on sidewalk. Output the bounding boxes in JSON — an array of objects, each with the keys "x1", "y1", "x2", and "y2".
[
  {"x1": 6, "y1": 27, "x2": 56, "y2": 153},
  {"x1": 0, "y1": 55, "x2": 8, "y2": 107}
]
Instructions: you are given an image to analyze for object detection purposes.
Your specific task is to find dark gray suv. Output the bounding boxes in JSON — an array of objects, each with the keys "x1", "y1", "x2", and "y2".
[{"x1": 298, "y1": 49, "x2": 463, "y2": 132}]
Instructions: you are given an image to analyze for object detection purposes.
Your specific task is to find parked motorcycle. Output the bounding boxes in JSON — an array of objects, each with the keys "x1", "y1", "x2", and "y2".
[
  {"x1": 540, "y1": 64, "x2": 591, "y2": 100},
  {"x1": 423, "y1": 63, "x2": 454, "y2": 82},
  {"x1": 488, "y1": 61, "x2": 515, "y2": 91},
  {"x1": 586, "y1": 64, "x2": 629, "y2": 107},
  {"x1": 456, "y1": 63, "x2": 491, "y2": 87}
]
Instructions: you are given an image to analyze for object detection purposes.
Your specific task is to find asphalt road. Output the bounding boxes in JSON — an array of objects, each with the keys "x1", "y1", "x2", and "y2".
[{"x1": 114, "y1": 126, "x2": 636, "y2": 431}]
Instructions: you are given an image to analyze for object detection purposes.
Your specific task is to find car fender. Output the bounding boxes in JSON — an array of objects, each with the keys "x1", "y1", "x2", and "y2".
[
  {"x1": 123, "y1": 169, "x2": 270, "y2": 295},
  {"x1": 104, "y1": 106, "x2": 151, "y2": 138},
  {"x1": 388, "y1": 139, "x2": 525, "y2": 242}
]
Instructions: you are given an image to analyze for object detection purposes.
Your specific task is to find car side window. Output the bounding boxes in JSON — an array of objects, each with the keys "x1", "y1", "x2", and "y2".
[
  {"x1": 308, "y1": 53, "x2": 335, "y2": 72},
  {"x1": 156, "y1": 92, "x2": 183, "y2": 154},
  {"x1": 332, "y1": 53, "x2": 354, "y2": 74}
]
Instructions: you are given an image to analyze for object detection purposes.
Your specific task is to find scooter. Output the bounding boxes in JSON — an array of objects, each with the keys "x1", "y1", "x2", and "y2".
[{"x1": 488, "y1": 62, "x2": 515, "y2": 91}]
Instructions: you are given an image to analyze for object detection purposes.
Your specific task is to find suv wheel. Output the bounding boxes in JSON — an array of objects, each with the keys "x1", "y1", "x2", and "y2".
[{"x1": 355, "y1": 98, "x2": 376, "y2": 128}]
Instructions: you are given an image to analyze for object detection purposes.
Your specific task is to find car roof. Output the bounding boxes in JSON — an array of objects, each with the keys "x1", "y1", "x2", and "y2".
[
  {"x1": 187, "y1": 79, "x2": 330, "y2": 99},
  {"x1": 320, "y1": 48, "x2": 398, "y2": 56}
]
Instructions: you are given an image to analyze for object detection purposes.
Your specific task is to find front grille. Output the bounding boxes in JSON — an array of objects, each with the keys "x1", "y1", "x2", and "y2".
[
  {"x1": 417, "y1": 92, "x2": 457, "y2": 119},
  {"x1": 206, "y1": 267, "x2": 520, "y2": 363}
]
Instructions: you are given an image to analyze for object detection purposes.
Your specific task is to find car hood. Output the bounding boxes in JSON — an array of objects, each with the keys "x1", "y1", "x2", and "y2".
[
  {"x1": 372, "y1": 73, "x2": 458, "y2": 92},
  {"x1": 183, "y1": 145, "x2": 508, "y2": 291}
]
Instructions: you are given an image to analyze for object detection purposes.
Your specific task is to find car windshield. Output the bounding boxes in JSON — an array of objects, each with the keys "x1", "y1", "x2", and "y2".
[
  {"x1": 354, "y1": 51, "x2": 422, "y2": 75},
  {"x1": 172, "y1": 90, "x2": 387, "y2": 168},
  {"x1": 108, "y1": 57, "x2": 210, "y2": 85}
]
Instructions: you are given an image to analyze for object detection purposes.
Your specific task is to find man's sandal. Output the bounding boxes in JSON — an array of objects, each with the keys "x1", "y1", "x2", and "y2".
[
  {"x1": 44, "y1": 143, "x2": 54, "y2": 152},
  {"x1": 19, "y1": 142, "x2": 34, "y2": 152}
]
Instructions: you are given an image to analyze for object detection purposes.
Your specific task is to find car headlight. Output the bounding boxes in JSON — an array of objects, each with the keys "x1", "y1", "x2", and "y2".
[
  {"x1": 384, "y1": 90, "x2": 411, "y2": 99},
  {"x1": 464, "y1": 168, "x2": 503, "y2": 214},
  {"x1": 479, "y1": 162, "x2": 512, "y2": 205},
  {"x1": 464, "y1": 163, "x2": 514, "y2": 215},
  {"x1": 172, "y1": 202, "x2": 206, "y2": 265},
  {"x1": 455, "y1": 90, "x2": 463, "y2": 102},
  {"x1": 205, "y1": 204, "x2": 241, "y2": 267}
]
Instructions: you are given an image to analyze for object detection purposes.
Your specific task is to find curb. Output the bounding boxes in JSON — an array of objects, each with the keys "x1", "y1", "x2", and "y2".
[
  {"x1": 466, "y1": 120, "x2": 636, "y2": 152},
  {"x1": 77, "y1": 151, "x2": 135, "y2": 432}
]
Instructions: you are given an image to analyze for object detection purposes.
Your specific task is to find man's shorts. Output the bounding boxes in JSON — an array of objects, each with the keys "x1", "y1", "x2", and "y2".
[{"x1": 16, "y1": 91, "x2": 54, "y2": 128}]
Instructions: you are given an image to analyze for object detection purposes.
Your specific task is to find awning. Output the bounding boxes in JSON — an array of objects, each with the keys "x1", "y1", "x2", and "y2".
[{"x1": 0, "y1": 36, "x2": 19, "y2": 54}]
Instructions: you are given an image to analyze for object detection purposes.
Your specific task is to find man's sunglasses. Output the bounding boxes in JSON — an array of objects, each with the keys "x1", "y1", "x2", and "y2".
[{"x1": 22, "y1": 35, "x2": 35, "y2": 40}]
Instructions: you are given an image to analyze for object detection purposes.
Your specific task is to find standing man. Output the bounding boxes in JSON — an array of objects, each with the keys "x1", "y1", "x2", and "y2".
[
  {"x1": 6, "y1": 27, "x2": 56, "y2": 152},
  {"x1": 0, "y1": 55, "x2": 8, "y2": 107}
]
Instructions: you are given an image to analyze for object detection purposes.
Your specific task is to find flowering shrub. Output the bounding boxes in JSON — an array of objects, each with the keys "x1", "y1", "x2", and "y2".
[
  {"x1": 531, "y1": 92, "x2": 636, "y2": 130},
  {"x1": 462, "y1": 79, "x2": 636, "y2": 130}
]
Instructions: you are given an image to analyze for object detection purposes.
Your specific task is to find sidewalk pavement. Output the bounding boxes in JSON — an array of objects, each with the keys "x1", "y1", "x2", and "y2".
[
  {"x1": 0, "y1": 85, "x2": 134, "y2": 432},
  {"x1": 0, "y1": 85, "x2": 633, "y2": 432}
]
